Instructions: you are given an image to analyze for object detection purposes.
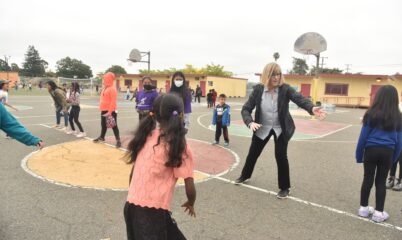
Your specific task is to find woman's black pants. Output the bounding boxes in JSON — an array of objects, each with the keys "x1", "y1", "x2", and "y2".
[{"x1": 240, "y1": 129, "x2": 290, "y2": 190}]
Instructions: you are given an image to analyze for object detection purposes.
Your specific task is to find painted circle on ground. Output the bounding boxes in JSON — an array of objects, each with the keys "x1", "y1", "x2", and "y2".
[
  {"x1": 22, "y1": 137, "x2": 238, "y2": 191},
  {"x1": 14, "y1": 105, "x2": 33, "y2": 111},
  {"x1": 199, "y1": 113, "x2": 350, "y2": 140}
]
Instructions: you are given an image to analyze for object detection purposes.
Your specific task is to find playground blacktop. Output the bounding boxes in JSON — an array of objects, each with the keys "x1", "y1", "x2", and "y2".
[{"x1": 1, "y1": 94, "x2": 401, "y2": 240}]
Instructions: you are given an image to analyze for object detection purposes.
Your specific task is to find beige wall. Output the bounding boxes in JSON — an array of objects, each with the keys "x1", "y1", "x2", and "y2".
[
  {"x1": 117, "y1": 75, "x2": 247, "y2": 98},
  {"x1": 285, "y1": 75, "x2": 402, "y2": 107},
  {"x1": 206, "y1": 76, "x2": 247, "y2": 97}
]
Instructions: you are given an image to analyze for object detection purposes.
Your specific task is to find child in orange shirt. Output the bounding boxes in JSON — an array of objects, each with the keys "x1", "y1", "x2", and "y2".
[{"x1": 124, "y1": 94, "x2": 196, "y2": 240}]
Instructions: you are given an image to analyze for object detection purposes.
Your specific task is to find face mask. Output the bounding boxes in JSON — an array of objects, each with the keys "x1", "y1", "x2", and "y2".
[
  {"x1": 144, "y1": 84, "x2": 152, "y2": 90},
  {"x1": 174, "y1": 80, "x2": 184, "y2": 88}
]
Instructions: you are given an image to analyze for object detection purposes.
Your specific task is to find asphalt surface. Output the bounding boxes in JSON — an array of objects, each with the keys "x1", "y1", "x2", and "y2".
[{"x1": 1, "y1": 94, "x2": 401, "y2": 240}]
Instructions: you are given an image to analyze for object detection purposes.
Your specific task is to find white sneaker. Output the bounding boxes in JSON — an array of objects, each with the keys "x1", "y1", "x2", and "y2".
[
  {"x1": 52, "y1": 124, "x2": 60, "y2": 128},
  {"x1": 66, "y1": 130, "x2": 77, "y2": 135},
  {"x1": 76, "y1": 132, "x2": 86, "y2": 138},
  {"x1": 358, "y1": 206, "x2": 375, "y2": 218},
  {"x1": 56, "y1": 125, "x2": 64, "y2": 130},
  {"x1": 372, "y1": 210, "x2": 389, "y2": 223},
  {"x1": 59, "y1": 127, "x2": 67, "y2": 132}
]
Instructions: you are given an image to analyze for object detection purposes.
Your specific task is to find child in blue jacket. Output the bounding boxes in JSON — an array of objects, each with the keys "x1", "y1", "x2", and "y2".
[
  {"x1": 355, "y1": 85, "x2": 402, "y2": 223},
  {"x1": 0, "y1": 104, "x2": 44, "y2": 148},
  {"x1": 212, "y1": 94, "x2": 230, "y2": 146}
]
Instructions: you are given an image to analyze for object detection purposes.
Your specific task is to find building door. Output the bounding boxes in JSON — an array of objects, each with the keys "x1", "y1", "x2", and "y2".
[
  {"x1": 116, "y1": 79, "x2": 120, "y2": 91},
  {"x1": 300, "y1": 84, "x2": 311, "y2": 97},
  {"x1": 370, "y1": 85, "x2": 382, "y2": 106},
  {"x1": 165, "y1": 80, "x2": 171, "y2": 93},
  {"x1": 200, "y1": 81, "x2": 206, "y2": 97},
  {"x1": 138, "y1": 79, "x2": 143, "y2": 91}
]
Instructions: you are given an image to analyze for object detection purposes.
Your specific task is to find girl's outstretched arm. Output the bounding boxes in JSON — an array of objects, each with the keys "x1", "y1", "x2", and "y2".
[{"x1": 182, "y1": 177, "x2": 196, "y2": 217}]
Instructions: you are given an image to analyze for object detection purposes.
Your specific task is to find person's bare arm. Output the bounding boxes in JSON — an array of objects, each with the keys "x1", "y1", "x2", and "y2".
[{"x1": 182, "y1": 177, "x2": 196, "y2": 217}]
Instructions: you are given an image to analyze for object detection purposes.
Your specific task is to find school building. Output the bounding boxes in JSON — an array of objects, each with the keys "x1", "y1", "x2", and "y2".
[
  {"x1": 281, "y1": 73, "x2": 402, "y2": 108},
  {"x1": 115, "y1": 74, "x2": 248, "y2": 98},
  {"x1": 0, "y1": 71, "x2": 19, "y2": 87}
]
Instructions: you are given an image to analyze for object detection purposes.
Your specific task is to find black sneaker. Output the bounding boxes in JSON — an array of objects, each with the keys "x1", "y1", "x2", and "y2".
[
  {"x1": 234, "y1": 176, "x2": 250, "y2": 185},
  {"x1": 116, "y1": 140, "x2": 122, "y2": 148},
  {"x1": 277, "y1": 189, "x2": 291, "y2": 199},
  {"x1": 93, "y1": 137, "x2": 105, "y2": 143},
  {"x1": 386, "y1": 177, "x2": 395, "y2": 189}
]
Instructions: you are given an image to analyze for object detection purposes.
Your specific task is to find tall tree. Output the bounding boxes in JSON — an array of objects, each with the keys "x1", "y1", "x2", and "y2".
[
  {"x1": 0, "y1": 59, "x2": 11, "y2": 71},
  {"x1": 105, "y1": 65, "x2": 127, "y2": 75},
  {"x1": 11, "y1": 63, "x2": 20, "y2": 72},
  {"x1": 289, "y1": 57, "x2": 309, "y2": 75},
  {"x1": 56, "y1": 57, "x2": 93, "y2": 78},
  {"x1": 21, "y1": 45, "x2": 48, "y2": 77}
]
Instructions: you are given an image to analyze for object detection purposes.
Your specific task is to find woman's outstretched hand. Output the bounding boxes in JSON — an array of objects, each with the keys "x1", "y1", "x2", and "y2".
[
  {"x1": 181, "y1": 201, "x2": 196, "y2": 218},
  {"x1": 312, "y1": 107, "x2": 327, "y2": 120},
  {"x1": 249, "y1": 122, "x2": 262, "y2": 132}
]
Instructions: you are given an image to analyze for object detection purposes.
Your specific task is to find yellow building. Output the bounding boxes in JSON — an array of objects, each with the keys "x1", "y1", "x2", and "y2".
[
  {"x1": 115, "y1": 74, "x2": 247, "y2": 98},
  {"x1": 283, "y1": 74, "x2": 402, "y2": 107}
]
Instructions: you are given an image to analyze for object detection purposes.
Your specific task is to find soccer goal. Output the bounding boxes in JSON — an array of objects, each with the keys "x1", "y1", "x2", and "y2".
[{"x1": 57, "y1": 77, "x2": 95, "y2": 96}]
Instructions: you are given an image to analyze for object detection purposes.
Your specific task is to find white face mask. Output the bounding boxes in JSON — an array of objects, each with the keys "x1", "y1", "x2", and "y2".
[{"x1": 174, "y1": 80, "x2": 184, "y2": 88}]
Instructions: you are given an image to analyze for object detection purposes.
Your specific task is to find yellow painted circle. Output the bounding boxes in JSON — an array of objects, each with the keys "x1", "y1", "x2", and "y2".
[{"x1": 25, "y1": 139, "x2": 210, "y2": 190}]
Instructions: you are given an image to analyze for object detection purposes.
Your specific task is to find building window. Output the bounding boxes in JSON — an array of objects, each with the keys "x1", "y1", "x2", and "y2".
[
  {"x1": 195, "y1": 77, "x2": 200, "y2": 81},
  {"x1": 325, "y1": 84, "x2": 348, "y2": 96},
  {"x1": 124, "y1": 79, "x2": 132, "y2": 87},
  {"x1": 208, "y1": 81, "x2": 213, "y2": 87}
]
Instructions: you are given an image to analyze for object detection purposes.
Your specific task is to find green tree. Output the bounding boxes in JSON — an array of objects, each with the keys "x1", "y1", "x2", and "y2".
[
  {"x1": 0, "y1": 59, "x2": 11, "y2": 71},
  {"x1": 21, "y1": 45, "x2": 48, "y2": 77},
  {"x1": 289, "y1": 57, "x2": 309, "y2": 75},
  {"x1": 56, "y1": 57, "x2": 93, "y2": 78},
  {"x1": 139, "y1": 63, "x2": 232, "y2": 77},
  {"x1": 11, "y1": 63, "x2": 20, "y2": 72},
  {"x1": 309, "y1": 66, "x2": 343, "y2": 75},
  {"x1": 105, "y1": 65, "x2": 127, "y2": 75},
  {"x1": 45, "y1": 70, "x2": 57, "y2": 77}
]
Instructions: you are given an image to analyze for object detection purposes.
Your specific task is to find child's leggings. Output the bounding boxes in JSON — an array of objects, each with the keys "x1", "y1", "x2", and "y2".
[{"x1": 360, "y1": 146, "x2": 393, "y2": 212}]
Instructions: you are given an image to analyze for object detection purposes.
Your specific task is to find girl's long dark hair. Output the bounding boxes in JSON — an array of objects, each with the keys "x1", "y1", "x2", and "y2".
[
  {"x1": 71, "y1": 82, "x2": 80, "y2": 94},
  {"x1": 126, "y1": 94, "x2": 187, "y2": 167},
  {"x1": 363, "y1": 85, "x2": 402, "y2": 131},
  {"x1": 170, "y1": 71, "x2": 189, "y2": 104},
  {"x1": 47, "y1": 80, "x2": 60, "y2": 91}
]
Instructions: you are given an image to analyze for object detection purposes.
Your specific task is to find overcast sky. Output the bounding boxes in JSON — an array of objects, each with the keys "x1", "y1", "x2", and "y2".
[{"x1": 1, "y1": 0, "x2": 401, "y2": 81}]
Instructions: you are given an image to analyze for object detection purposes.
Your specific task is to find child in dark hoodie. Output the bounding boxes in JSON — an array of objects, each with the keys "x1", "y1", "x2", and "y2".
[{"x1": 135, "y1": 77, "x2": 159, "y2": 121}]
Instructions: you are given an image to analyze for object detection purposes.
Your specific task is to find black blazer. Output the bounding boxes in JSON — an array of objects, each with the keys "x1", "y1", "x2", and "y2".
[{"x1": 241, "y1": 84, "x2": 315, "y2": 142}]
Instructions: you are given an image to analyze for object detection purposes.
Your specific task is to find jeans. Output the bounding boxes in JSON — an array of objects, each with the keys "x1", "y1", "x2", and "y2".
[
  {"x1": 215, "y1": 121, "x2": 229, "y2": 143},
  {"x1": 100, "y1": 111, "x2": 120, "y2": 140},
  {"x1": 69, "y1": 106, "x2": 84, "y2": 132},
  {"x1": 360, "y1": 146, "x2": 393, "y2": 212},
  {"x1": 56, "y1": 106, "x2": 69, "y2": 127},
  {"x1": 240, "y1": 129, "x2": 290, "y2": 190}
]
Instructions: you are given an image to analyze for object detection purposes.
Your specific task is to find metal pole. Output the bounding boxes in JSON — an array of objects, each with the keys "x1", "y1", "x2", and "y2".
[
  {"x1": 148, "y1": 51, "x2": 151, "y2": 72},
  {"x1": 315, "y1": 53, "x2": 320, "y2": 77}
]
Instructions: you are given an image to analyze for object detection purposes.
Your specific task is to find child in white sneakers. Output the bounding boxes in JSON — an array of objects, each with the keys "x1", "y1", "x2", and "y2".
[{"x1": 356, "y1": 85, "x2": 402, "y2": 223}]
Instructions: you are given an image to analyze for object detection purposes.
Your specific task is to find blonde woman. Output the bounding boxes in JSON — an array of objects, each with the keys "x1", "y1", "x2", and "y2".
[{"x1": 235, "y1": 62, "x2": 326, "y2": 198}]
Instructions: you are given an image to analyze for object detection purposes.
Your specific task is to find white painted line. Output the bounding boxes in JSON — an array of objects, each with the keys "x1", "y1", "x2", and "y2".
[
  {"x1": 39, "y1": 124, "x2": 52, "y2": 129},
  {"x1": 213, "y1": 176, "x2": 402, "y2": 232},
  {"x1": 15, "y1": 110, "x2": 134, "y2": 119},
  {"x1": 197, "y1": 113, "x2": 354, "y2": 141}
]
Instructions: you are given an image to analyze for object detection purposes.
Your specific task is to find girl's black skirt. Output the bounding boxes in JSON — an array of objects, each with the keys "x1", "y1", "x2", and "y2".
[{"x1": 124, "y1": 202, "x2": 186, "y2": 240}]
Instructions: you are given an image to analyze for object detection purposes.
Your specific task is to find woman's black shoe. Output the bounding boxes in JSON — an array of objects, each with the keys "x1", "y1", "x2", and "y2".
[
  {"x1": 93, "y1": 137, "x2": 105, "y2": 143},
  {"x1": 277, "y1": 189, "x2": 291, "y2": 199},
  {"x1": 234, "y1": 177, "x2": 250, "y2": 185}
]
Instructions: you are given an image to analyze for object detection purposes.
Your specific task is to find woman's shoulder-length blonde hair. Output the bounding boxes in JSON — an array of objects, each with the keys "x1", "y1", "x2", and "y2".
[{"x1": 260, "y1": 62, "x2": 285, "y2": 87}]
